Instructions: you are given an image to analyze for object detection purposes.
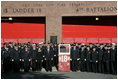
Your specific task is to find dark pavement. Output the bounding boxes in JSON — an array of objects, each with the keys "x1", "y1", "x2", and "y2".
[{"x1": 1, "y1": 71, "x2": 117, "y2": 79}]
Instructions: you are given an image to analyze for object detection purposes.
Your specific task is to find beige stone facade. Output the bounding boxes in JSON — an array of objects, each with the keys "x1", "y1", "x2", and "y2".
[{"x1": 1, "y1": 1, "x2": 117, "y2": 43}]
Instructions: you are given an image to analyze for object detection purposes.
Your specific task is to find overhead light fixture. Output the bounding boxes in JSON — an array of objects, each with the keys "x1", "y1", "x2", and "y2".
[
  {"x1": 95, "y1": 17, "x2": 99, "y2": 20},
  {"x1": 8, "y1": 17, "x2": 13, "y2": 23},
  {"x1": 9, "y1": 17, "x2": 13, "y2": 20}
]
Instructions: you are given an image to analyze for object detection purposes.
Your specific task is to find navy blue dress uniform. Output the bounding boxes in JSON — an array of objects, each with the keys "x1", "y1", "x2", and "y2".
[
  {"x1": 77, "y1": 43, "x2": 81, "y2": 70},
  {"x1": 91, "y1": 47, "x2": 99, "y2": 73},
  {"x1": 98, "y1": 44, "x2": 104, "y2": 73},
  {"x1": 31, "y1": 45, "x2": 38, "y2": 71},
  {"x1": 2, "y1": 46, "x2": 10, "y2": 72},
  {"x1": 13, "y1": 45, "x2": 20, "y2": 72},
  {"x1": 36, "y1": 47, "x2": 43, "y2": 71},
  {"x1": 23, "y1": 47, "x2": 31, "y2": 72},
  {"x1": 110, "y1": 44, "x2": 117, "y2": 75},
  {"x1": 50, "y1": 45, "x2": 54, "y2": 67},
  {"x1": 86, "y1": 46, "x2": 92, "y2": 72},
  {"x1": 44, "y1": 45, "x2": 53, "y2": 72},
  {"x1": 80, "y1": 45, "x2": 86, "y2": 72},
  {"x1": 1, "y1": 43, "x2": 7, "y2": 72},
  {"x1": 71, "y1": 45, "x2": 79, "y2": 71},
  {"x1": 103, "y1": 46, "x2": 110, "y2": 74},
  {"x1": 53, "y1": 44, "x2": 58, "y2": 70},
  {"x1": 41, "y1": 43, "x2": 47, "y2": 68},
  {"x1": 9, "y1": 43, "x2": 15, "y2": 72},
  {"x1": 19, "y1": 46, "x2": 24, "y2": 69},
  {"x1": 70, "y1": 44, "x2": 74, "y2": 70}
]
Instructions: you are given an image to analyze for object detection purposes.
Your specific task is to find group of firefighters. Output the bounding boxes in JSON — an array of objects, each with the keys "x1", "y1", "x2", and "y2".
[{"x1": 1, "y1": 42, "x2": 117, "y2": 75}]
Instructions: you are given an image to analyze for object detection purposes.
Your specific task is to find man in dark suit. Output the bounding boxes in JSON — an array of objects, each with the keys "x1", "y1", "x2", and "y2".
[
  {"x1": 98, "y1": 43, "x2": 104, "y2": 73},
  {"x1": 110, "y1": 43, "x2": 117, "y2": 75},
  {"x1": 31, "y1": 43, "x2": 38, "y2": 71},
  {"x1": 53, "y1": 43, "x2": 58, "y2": 71},
  {"x1": 86, "y1": 46, "x2": 92, "y2": 72},
  {"x1": 71, "y1": 45, "x2": 79, "y2": 71},
  {"x1": 44, "y1": 45, "x2": 53, "y2": 72},
  {"x1": 1, "y1": 43, "x2": 8, "y2": 72},
  {"x1": 41, "y1": 43, "x2": 47, "y2": 68},
  {"x1": 37, "y1": 47, "x2": 43, "y2": 71},
  {"x1": 23, "y1": 46, "x2": 31, "y2": 72},
  {"x1": 19, "y1": 45, "x2": 24, "y2": 70},
  {"x1": 13, "y1": 45, "x2": 20, "y2": 72},
  {"x1": 91, "y1": 47, "x2": 99, "y2": 73},
  {"x1": 9, "y1": 42, "x2": 15, "y2": 72},
  {"x1": 80, "y1": 45, "x2": 86, "y2": 72},
  {"x1": 2, "y1": 46, "x2": 10, "y2": 72},
  {"x1": 103, "y1": 45, "x2": 110, "y2": 74}
]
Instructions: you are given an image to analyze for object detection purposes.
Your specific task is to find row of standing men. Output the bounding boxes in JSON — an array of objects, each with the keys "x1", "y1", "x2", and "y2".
[
  {"x1": 2, "y1": 42, "x2": 58, "y2": 72},
  {"x1": 1, "y1": 42, "x2": 117, "y2": 75},
  {"x1": 70, "y1": 43, "x2": 117, "y2": 75}
]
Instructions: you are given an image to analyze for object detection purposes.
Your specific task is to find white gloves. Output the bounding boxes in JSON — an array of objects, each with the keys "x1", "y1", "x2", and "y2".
[
  {"x1": 51, "y1": 58, "x2": 53, "y2": 60},
  {"x1": 12, "y1": 59, "x2": 14, "y2": 61},
  {"x1": 77, "y1": 58, "x2": 80, "y2": 60},
  {"x1": 22, "y1": 59, "x2": 24, "y2": 61}
]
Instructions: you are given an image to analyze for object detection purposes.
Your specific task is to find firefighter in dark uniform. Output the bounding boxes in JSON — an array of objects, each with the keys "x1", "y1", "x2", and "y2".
[
  {"x1": 50, "y1": 43, "x2": 54, "y2": 67},
  {"x1": 9, "y1": 42, "x2": 15, "y2": 72},
  {"x1": 74, "y1": 43, "x2": 80, "y2": 70},
  {"x1": 77, "y1": 43, "x2": 81, "y2": 70},
  {"x1": 1, "y1": 43, "x2": 7, "y2": 55},
  {"x1": 95, "y1": 43, "x2": 100, "y2": 51},
  {"x1": 70, "y1": 44, "x2": 73, "y2": 70},
  {"x1": 41, "y1": 43, "x2": 47, "y2": 68},
  {"x1": 37, "y1": 47, "x2": 43, "y2": 71},
  {"x1": 71, "y1": 45, "x2": 79, "y2": 71},
  {"x1": 31, "y1": 43, "x2": 38, "y2": 71},
  {"x1": 44, "y1": 45, "x2": 53, "y2": 72},
  {"x1": 98, "y1": 43, "x2": 104, "y2": 73},
  {"x1": 2, "y1": 46, "x2": 10, "y2": 72},
  {"x1": 19, "y1": 45, "x2": 24, "y2": 70},
  {"x1": 53, "y1": 43, "x2": 58, "y2": 70},
  {"x1": 1, "y1": 43, "x2": 7, "y2": 72},
  {"x1": 110, "y1": 43, "x2": 117, "y2": 75},
  {"x1": 86, "y1": 46, "x2": 92, "y2": 72},
  {"x1": 13, "y1": 45, "x2": 20, "y2": 72},
  {"x1": 23, "y1": 46, "x2": 31, "y2": 72},
  {"x1": 103, "y1": 45, "x2": 110, "y2": 74},
  {"x1": 107, "y1": 45, "x2": 111, "y2": 74},
  {"x1": 91, "y1": 46, "x2": 99, "y2": 73},
  {"x1": 80, "y1": 45, "x2": 86, "y2": 72},
  {"x1": 89, "y1": 43, "x2": 93, "y2": 50}
]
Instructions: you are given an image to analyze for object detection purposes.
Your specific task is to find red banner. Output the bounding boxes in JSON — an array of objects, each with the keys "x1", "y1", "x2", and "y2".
[{"x1": 59, "y1": 54, "x2": 70, "y2": 72}]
